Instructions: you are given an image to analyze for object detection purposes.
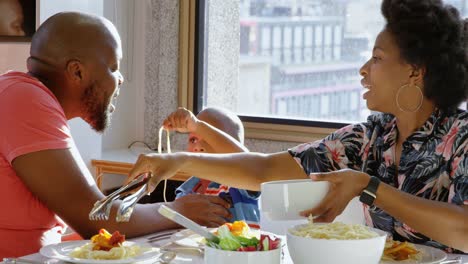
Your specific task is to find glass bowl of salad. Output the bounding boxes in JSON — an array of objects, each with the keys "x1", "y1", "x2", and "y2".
[{"x1": 204, "y1": 221, "x2": 282, "y2": 264}]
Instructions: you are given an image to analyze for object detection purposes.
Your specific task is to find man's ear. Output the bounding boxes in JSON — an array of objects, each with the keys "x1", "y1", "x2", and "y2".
[{"x1": 65, "y1": 59, "x2": 86, "y2": 83}]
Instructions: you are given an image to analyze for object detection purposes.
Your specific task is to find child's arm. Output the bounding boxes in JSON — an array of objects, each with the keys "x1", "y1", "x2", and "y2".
[
  {"x1": 194, "y1": 120, "x2": 248, "y2": 153},
  {"x1": 163, "y1": 107, "x2": 248, "y2": 153}
]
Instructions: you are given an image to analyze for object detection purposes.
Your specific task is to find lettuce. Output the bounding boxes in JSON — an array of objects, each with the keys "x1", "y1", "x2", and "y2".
[
  {"x1": 207, "y1": 225, "x2": 280, "y2": 252},
  {"x1": 218, "y1": 225, "x2": 242, "y2": 251}
]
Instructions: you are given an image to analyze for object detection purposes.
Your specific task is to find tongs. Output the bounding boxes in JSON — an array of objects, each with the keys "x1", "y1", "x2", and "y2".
[{"x1": 89, "y1": 173, "x2": 151, "y2": 222}]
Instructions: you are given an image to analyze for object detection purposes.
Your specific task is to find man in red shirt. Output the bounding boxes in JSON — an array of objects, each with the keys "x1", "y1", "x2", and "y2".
[{"x1": 0, "y1": 12, "x2": 230, "y2": 258}]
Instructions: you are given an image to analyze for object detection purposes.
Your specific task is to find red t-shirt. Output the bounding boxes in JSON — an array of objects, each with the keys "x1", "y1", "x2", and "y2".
[{"x1": 0, "y1": 71, "x2": 73, "y2": 258}]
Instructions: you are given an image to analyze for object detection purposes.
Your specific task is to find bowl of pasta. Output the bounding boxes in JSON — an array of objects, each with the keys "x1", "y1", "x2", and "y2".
[
  {"x1": 204, "y1": 221, "x2": 282, "y2": 264},
  {"x1": 287, "y1": 221, "x2": 387, "y2": 264}
]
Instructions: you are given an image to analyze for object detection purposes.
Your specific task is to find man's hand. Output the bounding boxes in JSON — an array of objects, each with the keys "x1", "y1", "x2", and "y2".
[
  {"x1": 163, "y1": 107, "x2": 199, "y2": 133},
  {"x1": 169, "y1": 194, "x2": 233, "y2": 227},
  {"x1": 299, "y1": 169, "x2": 370, "y2": 222}
]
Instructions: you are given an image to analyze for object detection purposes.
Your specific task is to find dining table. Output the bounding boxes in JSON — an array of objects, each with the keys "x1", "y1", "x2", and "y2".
[{"x1": 2, "y1": 229, "x2": 467, "y2": 264}]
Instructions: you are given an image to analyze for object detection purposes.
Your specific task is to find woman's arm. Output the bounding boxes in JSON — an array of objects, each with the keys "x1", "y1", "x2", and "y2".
[
  {"x1": 130, "y1": 121, "x2": 371, "y2": 192},
  {"x1": 374, "y1": 182, "x2": 468, "y2": 252},
  {"x1": 129, "y1": 151, "x2": 308, "y2": 192},
  {"x1": 305, "y1": 170, "x2": 468, "y2": 252}
]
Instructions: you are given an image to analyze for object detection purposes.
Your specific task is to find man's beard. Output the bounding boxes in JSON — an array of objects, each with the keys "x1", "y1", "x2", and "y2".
[{"x1": 81, "y1": 84, "x2": 112, "y2": 133}]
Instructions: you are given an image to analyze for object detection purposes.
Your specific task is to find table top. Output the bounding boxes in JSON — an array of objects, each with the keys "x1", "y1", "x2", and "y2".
[{"x1": 4, "y1": 230, "x2": 467, "y2": 264}]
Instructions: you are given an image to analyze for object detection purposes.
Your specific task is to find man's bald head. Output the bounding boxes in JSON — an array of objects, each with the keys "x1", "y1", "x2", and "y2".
[
  {"x1": 28, "y1": 12, "x2": 121, "y2": 71},
  {"x1": 27, "y1": 12, "x2": 124, "y2": 133},
  {"x1": 197, "y1": 107, "x2": 244, "y2": 144}
]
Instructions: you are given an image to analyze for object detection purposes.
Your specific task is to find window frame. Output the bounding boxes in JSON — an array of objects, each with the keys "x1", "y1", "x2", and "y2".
[
  {"x1": 178, "y1": 1, "x2": 468, "y2": 143},
  {"x1": 178, "y1": 0, "x2": 354, "y2": 143}
]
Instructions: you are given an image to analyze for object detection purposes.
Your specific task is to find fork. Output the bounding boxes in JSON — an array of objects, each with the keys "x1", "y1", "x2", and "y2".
[
  {"x1": 89, "y1": 174, "x2": 149, "y2": 221},
  {"x1": 3, "y1": 258, "x2": 54, "y2": 264},
  {"x1": 440, "y1": 256, "x2": 463, "y2": 264},
  {"x1": 116, "y1": 184, "x2": 149, "y2": 222}
]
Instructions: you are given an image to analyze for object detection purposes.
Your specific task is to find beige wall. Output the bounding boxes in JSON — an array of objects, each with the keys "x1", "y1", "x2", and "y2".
[{"x1": 0, "y1": 43, "x2": 29, "y2": 73}]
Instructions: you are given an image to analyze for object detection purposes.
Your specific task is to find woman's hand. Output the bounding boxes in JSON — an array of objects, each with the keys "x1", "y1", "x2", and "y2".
[
  {"x1": 163, "y1": 107, "x2": 199, "y2": 133},
  {"x1": 127, "y1": 153, "x2": 187, "y2": 193},
  {"x1": 300, "y1": 169, "x2": 370, "y2": 222}
]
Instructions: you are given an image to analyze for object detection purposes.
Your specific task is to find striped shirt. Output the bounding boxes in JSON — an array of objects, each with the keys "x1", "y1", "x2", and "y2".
[{"x1": 176, "y1": 177, "x2": 260, "y2": 228}]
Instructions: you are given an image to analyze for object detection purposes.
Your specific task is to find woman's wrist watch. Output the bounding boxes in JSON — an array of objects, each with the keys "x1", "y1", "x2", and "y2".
[{"x1": 359, "y1": 176, "x2": 381, "y2": 206}]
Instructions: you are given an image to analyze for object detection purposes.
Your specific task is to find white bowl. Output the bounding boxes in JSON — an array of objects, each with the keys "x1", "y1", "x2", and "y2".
[
  {"x1": 260, "y1": 179, "x2": 329, "y2": 221},
  {"x1": 204, "y1": 245, "x2": 281, "y2": 264},
  {"x1": 287, "y1": 224, "x2": 387, "y2": 264}
]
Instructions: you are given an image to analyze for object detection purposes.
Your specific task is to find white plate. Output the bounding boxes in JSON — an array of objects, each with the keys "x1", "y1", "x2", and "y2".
[
  {"x1": 40, "y1": 240, "x2": 160, "y2": 264},
  {"x1": 380, "y1": 244, "x2": 447, "y2": 264},
  {"x1": 170, "y1": 229, "x2": 213, "y2": 248}
]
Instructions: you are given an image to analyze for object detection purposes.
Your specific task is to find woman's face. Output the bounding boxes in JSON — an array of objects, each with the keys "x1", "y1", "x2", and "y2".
[
  {"x1": 0, "y1": 0, "x2": 25, "y2": 36},
  {"x1": 359, "y1": 29, "x2": 417, "y2": 114}
]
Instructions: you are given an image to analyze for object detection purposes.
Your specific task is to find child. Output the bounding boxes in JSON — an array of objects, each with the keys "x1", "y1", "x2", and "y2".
[{"x1": 163, "y1": 107, "x2": 260, "y2": 228}]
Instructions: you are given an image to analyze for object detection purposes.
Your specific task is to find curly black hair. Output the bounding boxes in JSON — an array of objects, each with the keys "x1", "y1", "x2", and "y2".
[{"x1": 381, "y1": 0, "x2": 467, "y2": 111}]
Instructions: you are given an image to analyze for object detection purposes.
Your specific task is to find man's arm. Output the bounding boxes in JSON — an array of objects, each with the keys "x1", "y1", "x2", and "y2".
[{"x1": 13, "y1": 147, "x2": 232, "y2": 238}]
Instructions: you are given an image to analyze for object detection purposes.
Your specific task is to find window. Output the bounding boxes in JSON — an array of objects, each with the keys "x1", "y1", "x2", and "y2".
[{"x1": 184, "y1": 0, "x2": 467, "y2": 142}]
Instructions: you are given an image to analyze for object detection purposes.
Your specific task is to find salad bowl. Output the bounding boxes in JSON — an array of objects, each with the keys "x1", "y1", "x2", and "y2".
[
  {"x1": 204, "y1": 246, "x2": 281, "y2": 264},
  {"x1": 204, "y1": 221, "x2": 282, "y2": 264}
]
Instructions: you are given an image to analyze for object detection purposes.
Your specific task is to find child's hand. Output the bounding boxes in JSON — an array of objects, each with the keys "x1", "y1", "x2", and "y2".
[{"x1": 163, "y1": 107, "x2": 199, "y2": 133}]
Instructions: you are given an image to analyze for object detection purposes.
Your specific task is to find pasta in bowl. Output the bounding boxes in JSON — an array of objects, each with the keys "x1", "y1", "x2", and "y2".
[{"x1": 287, "y1": 221, "x2": 387, "y2": 264}]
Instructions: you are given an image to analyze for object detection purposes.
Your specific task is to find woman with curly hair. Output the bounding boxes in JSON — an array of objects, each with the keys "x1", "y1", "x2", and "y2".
[{"x1": 129, "y1": 0, "x2": 468, "y2": 253}]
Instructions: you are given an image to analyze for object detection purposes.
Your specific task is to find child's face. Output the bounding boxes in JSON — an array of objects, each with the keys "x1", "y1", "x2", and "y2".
[{"x1": 187, "y1": 132, "x2": 215, "y2": 153}]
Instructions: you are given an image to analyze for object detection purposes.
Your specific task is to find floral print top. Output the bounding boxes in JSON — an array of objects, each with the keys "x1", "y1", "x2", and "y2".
[{"x1": 288, "y1": 109, "x2": 467, "y2": 253}]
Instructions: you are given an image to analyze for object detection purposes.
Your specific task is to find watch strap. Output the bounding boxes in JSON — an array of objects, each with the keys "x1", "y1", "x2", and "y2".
[{"x1": 359, "y1": 176, "x2": 381, "y2": 206}]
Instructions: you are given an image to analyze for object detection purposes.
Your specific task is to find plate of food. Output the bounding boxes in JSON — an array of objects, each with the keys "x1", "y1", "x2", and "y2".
[
  {"x1": 380, "y1": 240, "x2": 447, "y2": 264},
  {"x1": 40, "y1": 229, "x2": 160, "y2": 264}
]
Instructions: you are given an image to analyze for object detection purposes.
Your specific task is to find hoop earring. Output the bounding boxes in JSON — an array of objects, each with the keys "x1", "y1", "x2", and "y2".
[{"x1": 396, "y1": 84, "x2": 424, "y2": 113}]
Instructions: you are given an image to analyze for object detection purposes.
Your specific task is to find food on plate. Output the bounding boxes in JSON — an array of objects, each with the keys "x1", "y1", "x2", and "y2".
[
  {"x1": 70, "y1": 229, "x2": 141, "y2": 260},
  {"x1": 289, "y1": 221, "x2": 379, "y2": 240},
  {"x1": 381, "y1": 239, "x2": 422, "y2": 261},
  {"x1": 206, "y1": 221, "x2": 281, "y2": 251}
]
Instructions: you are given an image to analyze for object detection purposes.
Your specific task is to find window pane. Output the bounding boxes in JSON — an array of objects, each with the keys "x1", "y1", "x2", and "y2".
[{"x1": 199, "y1": 0, "x2": 467, "y2": 124}]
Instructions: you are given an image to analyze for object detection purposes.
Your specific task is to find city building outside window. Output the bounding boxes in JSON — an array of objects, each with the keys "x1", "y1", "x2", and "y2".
[{"x1": 194, "y1": 0, "x2": 467, "y2": 133}]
